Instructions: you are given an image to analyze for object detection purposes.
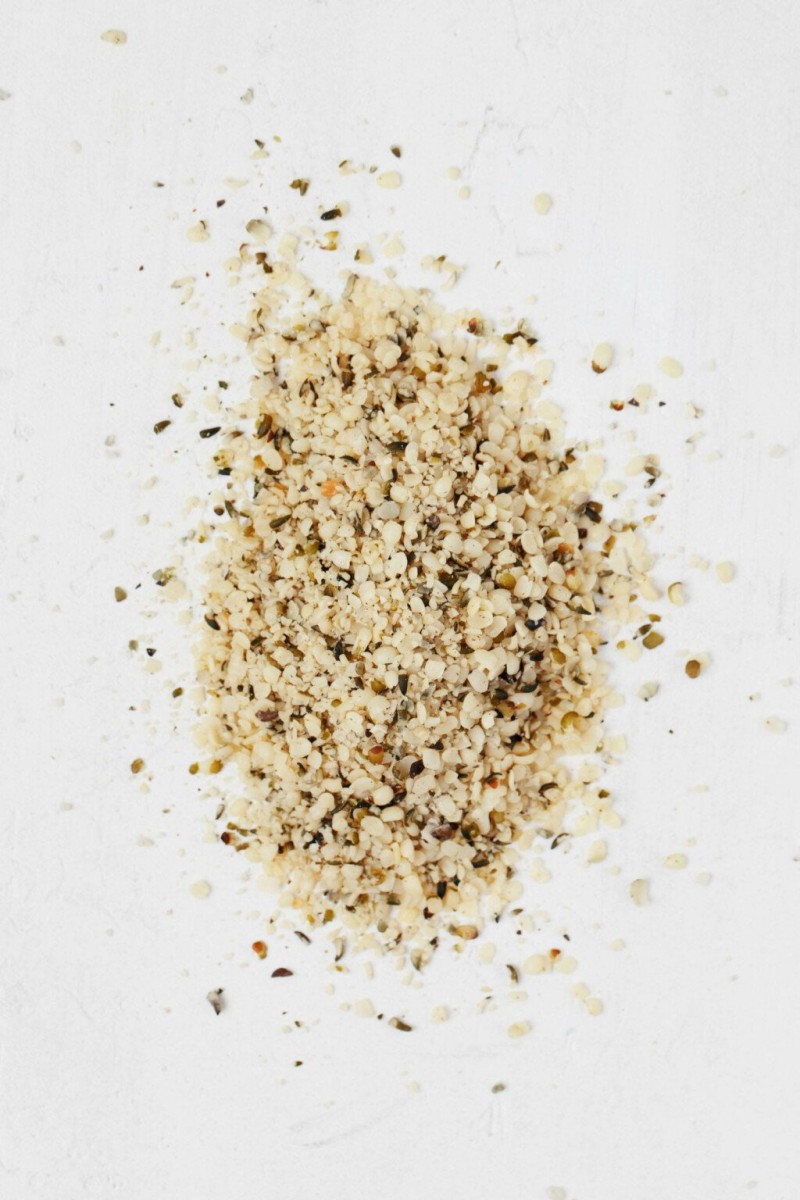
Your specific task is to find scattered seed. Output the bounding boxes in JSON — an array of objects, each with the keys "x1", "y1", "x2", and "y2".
[
  {"x1": 667, "y1": 581, "x2": 685, "y2": 606},
  {"x1": 533, "y1": 192, "x2": 552, "y2": 215},
  {"x1": 245, "y1": 218, "x2": 272, "y2": 244},
  {"x1": 206, "y1": 988, "x2": 224, "y2": 1015},
  {"x1": 591, "y1": 343, "x2": 613, "y2": 374},
  {"x1": 658, "y1": 355, "x2": 683, "y2": 378},
  {"x1": 507, "y1": 1020, "x2": 531, "y2": 1038},
  {"x1": 664, "y1": 853, "x2": 688, "y2": 870}
]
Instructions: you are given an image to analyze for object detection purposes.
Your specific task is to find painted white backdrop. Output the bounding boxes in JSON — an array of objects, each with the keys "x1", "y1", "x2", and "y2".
[{"x1": 1, "y1": 2, "x2": 799, "y2": 1198}]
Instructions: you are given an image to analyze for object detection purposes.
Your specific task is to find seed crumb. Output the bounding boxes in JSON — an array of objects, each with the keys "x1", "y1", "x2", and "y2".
[
  {"x1": 100, "y1": 29, "x2": 127, "y2": 45},
  {"x1": 377, "y1": 170, "x2": 401, "y2": 189},
  {"x1": 664, "y1": 853, "x2": 688, "y2": 870},
  {"x1": 533, "y1": 192, "x2": 553, "y2": 215},
  {"x1": 715, "y1": 561, "x2": 735, "y2": 583},
  {"x1": 178, "y1": 216, "x2": 658, "y2": 966},
  {"x1": 668, "y1": 581, "x2": 686, "y2": 606},
  {"x1": 206, "y1": 988, "x2": 224, "y2": 1015},
  {"x1": 629, "y1": 878, "x2": 650, "y2": 906},
  {"x1": 591, "y1": 343, "x2": 613, "y2": 374},
  {"x1": 658, "y1": 355, "x2": 683, "y2": 378},
  {"x1": 186, "y1": 220, "x2": 209, "y2": 243},
  {"x1": 189, "y1": 880, "x2": 212, "y2": 899},
  {"x1": 764, "y1": 716, "x2": 787, "y2": 733},
  {"x1": 507, "y1": 1020, "x2": 531, "y2": 1038}
]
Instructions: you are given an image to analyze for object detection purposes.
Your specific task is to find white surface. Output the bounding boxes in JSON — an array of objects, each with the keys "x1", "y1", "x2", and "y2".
[{"x1": 2, "y1": 3, "x2": 800, "y2": 1198}]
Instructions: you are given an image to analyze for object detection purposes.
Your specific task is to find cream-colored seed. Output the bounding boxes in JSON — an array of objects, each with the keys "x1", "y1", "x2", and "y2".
[
  {"x1": 100, "y1": 28, "x2": 127, "y2": 44},
  {"x1": 591, "y1": 343, "x2": 613, "y2": 374},
  {"x1": 629, "y1": 878, "x2": 650, "y2": 906},
  {"x1": 377, "y1": 171, "x2": 401, "y2": 189},
  {"x1": 533, "y1": 192, "x2": 553, "y2": 215},
  {"x1": 658, "y1": 355, "x2": 684, "y2": 378},
  {"x1": 715, "y1": 561, "x2": 735, "y2": 583},
  {"x1": 668, "y1": 581, "x2": 685, "y2": 606},
  {"x1": 189, "y1": 880, "x2": 212, "y2": 899},
  {"x1": 186, "y1": 220, "x2": 209, "y2": 243},
  {"x1": 664, "y1": 853, "x2": 688, "y2": 870},
  {"x1": 522, "y1": 954, "x2": 548, "y2": 975},
  {"x1": 507, "y1": 1020, "x2": 531, "y2": 1038},
  {"x1": 189, "y1": 246, "x2": 652, "y2": 961}
]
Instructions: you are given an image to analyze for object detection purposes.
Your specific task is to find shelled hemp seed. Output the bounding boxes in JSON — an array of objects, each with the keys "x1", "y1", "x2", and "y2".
[{"x1": 191, "y1": 230, "x2": 656, "y2": 961}]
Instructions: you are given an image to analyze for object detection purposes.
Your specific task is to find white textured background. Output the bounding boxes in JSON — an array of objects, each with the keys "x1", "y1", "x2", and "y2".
[{"x1": 2, "y1": 3, "x2": 800, "y2": 1198}]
